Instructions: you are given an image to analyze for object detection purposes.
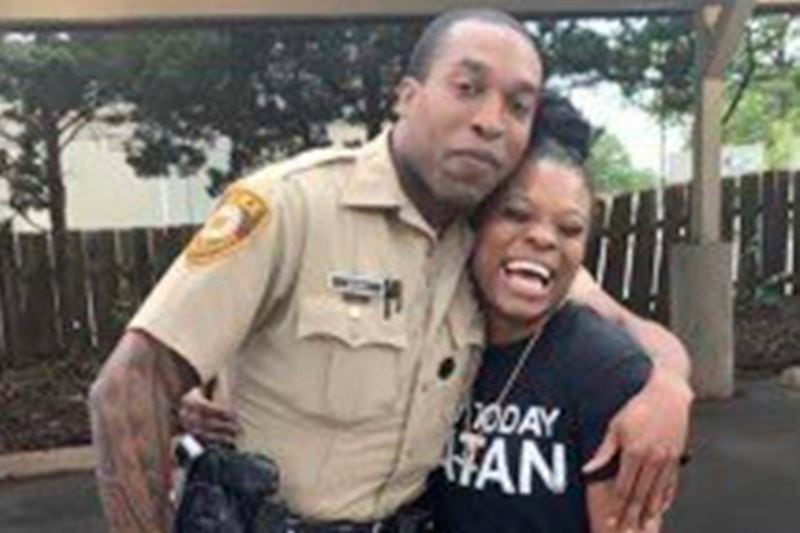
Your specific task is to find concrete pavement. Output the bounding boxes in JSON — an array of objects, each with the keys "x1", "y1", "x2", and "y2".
[{"x1": 1, "y1": 377, "x2": 798, "y2": 532}]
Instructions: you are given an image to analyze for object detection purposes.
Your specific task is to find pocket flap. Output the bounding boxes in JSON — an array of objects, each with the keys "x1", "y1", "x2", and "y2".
[{"x1": 297, "y1": 294, "x2": 408, "y2": 350}]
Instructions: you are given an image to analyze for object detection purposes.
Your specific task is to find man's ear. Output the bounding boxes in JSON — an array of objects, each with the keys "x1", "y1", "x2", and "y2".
[{"x1": 394, "y1": 77, "x2": 420, "y2": 118}]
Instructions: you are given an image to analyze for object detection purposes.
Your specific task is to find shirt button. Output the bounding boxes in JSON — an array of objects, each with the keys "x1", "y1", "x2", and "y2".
[{"x1": 438, "y1": 357, "x2": 456, "y2": 381}]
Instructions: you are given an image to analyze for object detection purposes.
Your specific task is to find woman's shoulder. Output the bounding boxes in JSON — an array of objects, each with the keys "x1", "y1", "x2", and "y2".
[
  {"x1": 544, "y1": 302, "x2": 650, "y2": 377},
  {"x1": 551, "y1": 302, "x2": 640, "y2": 349}
]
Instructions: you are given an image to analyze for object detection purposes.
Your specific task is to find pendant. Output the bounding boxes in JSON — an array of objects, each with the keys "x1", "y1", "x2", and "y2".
[{"x1": 461, "y1": 430, "x2": 487, "y2": 468}]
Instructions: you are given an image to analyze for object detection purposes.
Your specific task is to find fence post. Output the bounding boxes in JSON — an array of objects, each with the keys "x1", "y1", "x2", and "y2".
[
  {"x1": 603, "y1": 194, "x2": 632, "y2": 302},
  {"x1": 630, "y1": 190, "x2": 657, "y2": 317}
]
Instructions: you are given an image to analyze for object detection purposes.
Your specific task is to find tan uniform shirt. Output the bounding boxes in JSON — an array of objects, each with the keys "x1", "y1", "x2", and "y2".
[{"x1": 130, "y1": 131, "x2": 485, "y2": 521}]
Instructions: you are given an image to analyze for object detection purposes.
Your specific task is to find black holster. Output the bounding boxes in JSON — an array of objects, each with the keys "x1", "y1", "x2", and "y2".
[{"x1": 174, "y1": 437, "x2": 282, "y2": 533}]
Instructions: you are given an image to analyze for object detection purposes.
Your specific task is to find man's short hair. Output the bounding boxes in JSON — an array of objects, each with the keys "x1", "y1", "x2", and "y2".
[{"x1": 406, "y1": 8, "x2": 535, "y2": 81}]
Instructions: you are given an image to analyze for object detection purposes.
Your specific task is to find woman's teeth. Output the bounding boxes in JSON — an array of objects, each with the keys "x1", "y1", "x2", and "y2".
[{"x1": 504, "y1": 259, "x2": 552, "y2": 286}]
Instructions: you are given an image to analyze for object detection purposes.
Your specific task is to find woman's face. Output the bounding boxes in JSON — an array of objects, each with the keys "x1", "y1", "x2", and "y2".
[{"x1": 471, "y1": 157, "x2": 592, "y2": 334}]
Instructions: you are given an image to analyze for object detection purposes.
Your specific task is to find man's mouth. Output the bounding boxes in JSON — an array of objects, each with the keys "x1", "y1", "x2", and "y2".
[
  {"x1": 450, "y1": 149, "x2": 500, "y2": 170},
  {"x1": 502, "y1": 259, "x2": 553, "y2": 295}
]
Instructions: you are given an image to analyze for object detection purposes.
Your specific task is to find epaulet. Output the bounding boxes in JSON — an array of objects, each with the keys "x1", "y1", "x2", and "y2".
[
  {"x1": 233, "y1": 145, "x2": 357, "y2": 193},
  {"x1": 276, "y1": 146, "x2": 357, "y2": 182}
]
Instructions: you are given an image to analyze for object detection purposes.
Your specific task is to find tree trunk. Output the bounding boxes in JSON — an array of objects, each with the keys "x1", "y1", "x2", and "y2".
[
  {"x1": 43, "y1": 111, "x2": 72, "y2": 352},
  {"x1": 362, "y1": 40, "x2": 383, "y2": 139}
]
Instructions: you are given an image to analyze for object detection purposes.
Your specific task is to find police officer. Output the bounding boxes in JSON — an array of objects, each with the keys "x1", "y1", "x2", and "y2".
[{"x1": 89, "y1": 9, "x2": 692, "y2": 533}]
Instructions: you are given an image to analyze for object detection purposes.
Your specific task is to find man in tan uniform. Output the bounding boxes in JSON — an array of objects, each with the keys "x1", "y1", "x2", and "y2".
[{"x1": 89, "y1": 9, "x2": 692, "y2": 532}]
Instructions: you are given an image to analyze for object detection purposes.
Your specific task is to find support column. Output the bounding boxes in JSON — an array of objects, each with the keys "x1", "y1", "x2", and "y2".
[{"x1": 670, "y1": 1, "x2": 753, "y2": 399}]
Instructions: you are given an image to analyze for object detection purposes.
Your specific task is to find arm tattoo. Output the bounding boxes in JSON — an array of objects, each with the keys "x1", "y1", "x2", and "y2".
[{"x1": 88, "y1": 332, "x2": 199, "y2": 533}]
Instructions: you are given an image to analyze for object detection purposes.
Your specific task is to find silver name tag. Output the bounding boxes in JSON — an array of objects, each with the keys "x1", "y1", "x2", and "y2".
[{"x1": 328, "y1": 272, "x2": 386, "y2": 300}]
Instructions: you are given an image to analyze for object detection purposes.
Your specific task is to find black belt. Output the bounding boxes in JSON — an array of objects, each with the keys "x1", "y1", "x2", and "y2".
[{"x1": 261, "y1": 507, "x2": 433, "y2": 533}]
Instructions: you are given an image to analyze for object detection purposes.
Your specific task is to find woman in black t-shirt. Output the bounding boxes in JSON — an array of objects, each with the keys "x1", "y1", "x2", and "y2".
[{"x1": 427, "y1": 93, "x2": 661, "y2": 533}]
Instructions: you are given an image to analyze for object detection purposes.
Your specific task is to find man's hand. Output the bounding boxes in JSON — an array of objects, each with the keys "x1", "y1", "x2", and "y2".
[
  {"x1": 179, "y1": 388, "x2": 241, "y2": 444},
  {"x1": 583, "y1": 367, "x2": 693, "y2": 531}
]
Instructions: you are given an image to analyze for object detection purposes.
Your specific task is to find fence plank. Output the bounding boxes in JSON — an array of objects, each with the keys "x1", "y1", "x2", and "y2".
[
  {"x1": 117, "y1": 229, "x2": 153, "y2": 309},
  {"x1": 150, "y1": 225, "x2": 194, "y2": 279},
  {"x1": 738, "y1": 173, "x2": 761, "y2": 291},
  {"x1": 793, "y1": 172, "x2": 800, "y2": 295},
  {"x1": 0, "y1": 231, "x2": 21, "y2": 361},
  {"x1": 603, "y1": 194, "x2": 632, "y2": 301},
  {"x1": 17, "y1": 234, "x2": 58, "y2": 357},
  {"x1": 655, "y1": 184, "x2": 689, "y2": 323},
  {"x1": 721, "y1": 178, "x2": 738, "y2": 242},
  {"x1": 630, "y1": 190, "x2": 657, "y2": 317},
  {"x1": 762, "y1": 171, "x2": 789, "y2": 281},
  {"x1": 585, "y1": 199, "x2": 606, "y2": 279},
  {"x1": 63, "y1": 232, "x2": 91, "y2": 351},
  {"x1": 133, "y1": 228, "x2": 154, "y2": 303},
  {"x1": 85, "y1": 231, "x2": 121, "y2": 351}
]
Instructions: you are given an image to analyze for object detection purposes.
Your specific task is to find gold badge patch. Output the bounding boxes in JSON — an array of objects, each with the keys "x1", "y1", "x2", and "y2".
[{"x1": 185, "y1": 187, "x2": 270, "y2": 265}]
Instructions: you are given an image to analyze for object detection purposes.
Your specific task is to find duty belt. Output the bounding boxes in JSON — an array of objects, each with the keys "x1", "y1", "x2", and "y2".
[{"x1": 262, "y1": 507, "x2": 433, "y2": 533}]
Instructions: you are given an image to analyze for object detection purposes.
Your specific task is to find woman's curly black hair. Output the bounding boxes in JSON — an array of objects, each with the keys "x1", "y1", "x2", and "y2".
[{"x1": 530, "y1": 90, "x2": 595, "y2": 166}]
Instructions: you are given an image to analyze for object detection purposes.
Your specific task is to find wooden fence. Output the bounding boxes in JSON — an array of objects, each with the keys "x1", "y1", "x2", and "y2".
[{"x1": 1, "y1": 170, "x2": 799, "y2": 362}]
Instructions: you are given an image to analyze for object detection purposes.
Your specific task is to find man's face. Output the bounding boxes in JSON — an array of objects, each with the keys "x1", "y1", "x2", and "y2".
[{"x1": 395, "y1": 20, "x2": 542, "y2": 212}]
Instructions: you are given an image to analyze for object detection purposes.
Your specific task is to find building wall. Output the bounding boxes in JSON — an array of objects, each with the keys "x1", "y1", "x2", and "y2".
[{"x1": 1, "y1": 120, "x2": 367, "y2": 232}]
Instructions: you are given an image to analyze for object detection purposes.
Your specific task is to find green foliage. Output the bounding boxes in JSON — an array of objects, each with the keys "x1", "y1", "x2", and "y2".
[
  {"x1": 124, "y1": 22, "x2": 421, "y2": 195},
  {"x1": 586, "y1": 132, "x2": 657, "y2": 193},
  {"x1": 0, "y1": 32, "x2": 140, "y2": 345},
  {"x1": 531, "y1": 17, "x2": 695, "y2": 122},
  {"x1": 722, "y1": 16, "x2": 800, "y2": 168},
  {"x1": 0, "y1": 32, "x2": 136, "y2": 220}
]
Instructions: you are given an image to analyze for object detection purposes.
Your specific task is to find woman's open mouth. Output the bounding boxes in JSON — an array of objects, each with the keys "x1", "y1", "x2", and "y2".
[{"x1": 502, "y1": 259, "x2": 553, "y2": 299}]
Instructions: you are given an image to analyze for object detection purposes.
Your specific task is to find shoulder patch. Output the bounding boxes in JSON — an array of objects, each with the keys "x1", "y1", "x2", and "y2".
[{"x1": 185, "y1": 187, "x2": 271, "y2": 265}]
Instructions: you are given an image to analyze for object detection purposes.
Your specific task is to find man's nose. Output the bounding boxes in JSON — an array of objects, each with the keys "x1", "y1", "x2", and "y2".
[{"x1": 471, "y1": 94, "x2": 506, "y2": 139}]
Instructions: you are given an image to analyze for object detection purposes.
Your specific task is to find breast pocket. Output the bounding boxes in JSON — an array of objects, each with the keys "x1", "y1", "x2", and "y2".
[{"x1": 297, "y1": 294, "x2": 407, "y2": 424}]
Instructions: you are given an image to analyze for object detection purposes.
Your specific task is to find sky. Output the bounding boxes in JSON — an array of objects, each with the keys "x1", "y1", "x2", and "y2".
[{"x1": 569, "y1": 82, "x2": 688, "y2": 175}]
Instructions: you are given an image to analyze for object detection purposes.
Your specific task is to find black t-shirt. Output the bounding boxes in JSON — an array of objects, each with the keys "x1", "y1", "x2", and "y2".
[{"x1": 428, "y1": 303, "x2": 652, "y2": 533}]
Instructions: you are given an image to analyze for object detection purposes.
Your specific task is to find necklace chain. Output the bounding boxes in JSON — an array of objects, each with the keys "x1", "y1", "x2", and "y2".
[
  {"x1": 460, "y1": 330, "x2": 542, "y2": 467},
  {"x1": 466, "y1": 329, "x2": 542, "y2": 431}
]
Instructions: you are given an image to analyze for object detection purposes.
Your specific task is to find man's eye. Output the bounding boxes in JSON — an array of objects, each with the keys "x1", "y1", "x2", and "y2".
[
  {"x1": 456, "y1": 80, "x2": 479, "y2": 97},
  {"x1": 510, "y1": 97, "x2": 534, "y2": 118}
]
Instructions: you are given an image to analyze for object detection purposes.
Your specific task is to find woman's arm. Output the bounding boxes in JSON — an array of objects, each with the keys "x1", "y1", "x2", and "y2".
[{"x1": 587, "y1": 481, "x2": 661, "y2": 533}]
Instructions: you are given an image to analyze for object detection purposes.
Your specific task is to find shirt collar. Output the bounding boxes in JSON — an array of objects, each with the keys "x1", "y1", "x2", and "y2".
[
  {"x1": 340, "y1": 128, "x2": 475, "y2": 247},
  {"x1": 340, "y1": 128, "x2": 405, "y2": 209}
]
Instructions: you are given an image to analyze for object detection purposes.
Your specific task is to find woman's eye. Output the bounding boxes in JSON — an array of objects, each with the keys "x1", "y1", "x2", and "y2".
[
  {"x1": 501, "y1": 205, "x2": 531, "y2": 223},
  {"x1": 559, "y1": 224, "x2": 585, "y2": 238}
]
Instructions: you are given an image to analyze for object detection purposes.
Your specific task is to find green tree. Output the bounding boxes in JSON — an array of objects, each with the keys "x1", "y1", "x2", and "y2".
[
  {"x1": 125, "y1": 22, "x2": 420, "y2": 195},
  {"x1": 722, "y1": 16, "x2": 800, "y2": 168},
  {"x1": 587, "y1": 132, "x2": 658, "y2": 193},
  {"x1": 0, "y1": 32, "x2": 134, "y2": 346}
]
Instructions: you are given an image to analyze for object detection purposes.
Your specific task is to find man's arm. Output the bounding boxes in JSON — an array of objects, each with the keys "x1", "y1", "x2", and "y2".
[
  {"x1": 587, "y1": 482, "x2": 661, "y2": 533},
  {"x1": 570, "y1": 267, "x2": 690, "y2": 380},
  {"x1": 569, "y1": 267, "x2": 693, "y2": 529},
  {"x1": 88, "y1": 330, "x2": 200, "y2": 533}
]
